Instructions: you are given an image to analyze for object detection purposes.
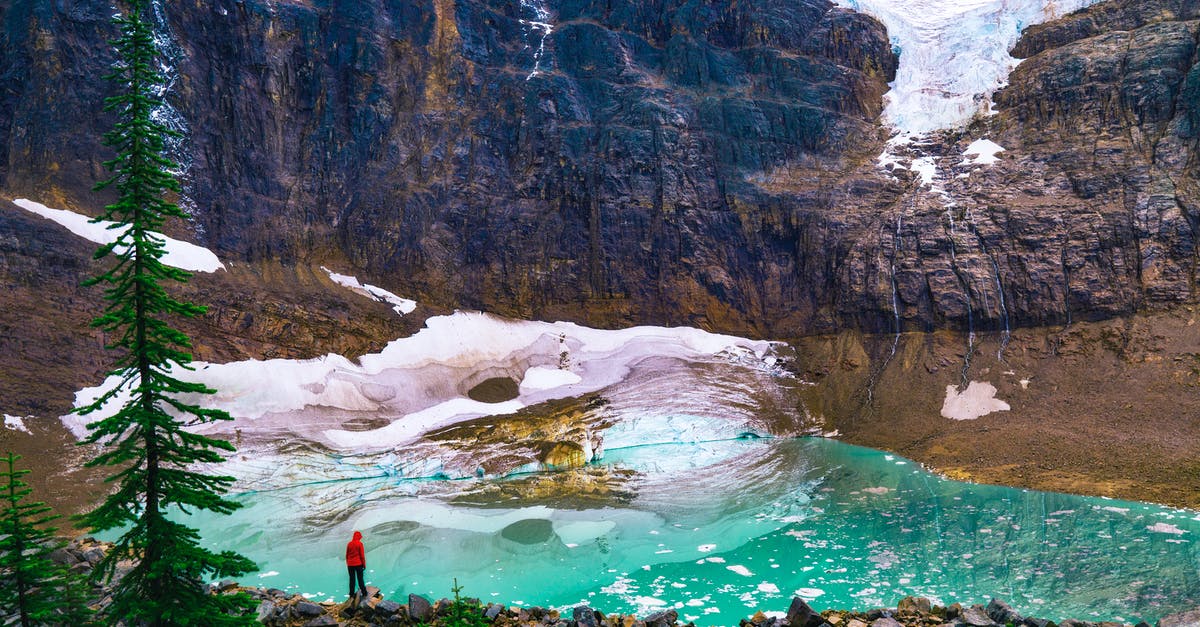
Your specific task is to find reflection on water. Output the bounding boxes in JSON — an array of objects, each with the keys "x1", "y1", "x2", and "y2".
[{"x1": 180, "y1": 438, "x2": 1200, "y2": 623}]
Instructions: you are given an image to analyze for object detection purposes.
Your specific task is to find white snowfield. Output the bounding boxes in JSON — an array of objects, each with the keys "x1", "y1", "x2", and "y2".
[
  {"x1": 12, "y1": 198, "x2": 224, "y2": 273},
  {"x1": 64, "y1": 311, "x2": 779, "y2": 455},
  {"x1": 832, "y1": 0, "x2": 1102, "y2": 134}
]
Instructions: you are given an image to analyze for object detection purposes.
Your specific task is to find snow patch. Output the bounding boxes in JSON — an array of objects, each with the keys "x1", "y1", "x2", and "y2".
[
  {"x1": 940, "y1": 381, "x2": 1010, "y2": 420},
  {"x1": 3, "y1": 414, "x2": 31, "y2": 434},
  {"x1": 963, "y1": 139, "x2": 1005, "y2": 165},
  {"x1": 13, "y1": 198, "x2": 224, "y2": 273},
  {"x1": 322, "y1": 266, "x2": 416, "y2": 315},
  {"x1": 519, "y1": 366, "x2": 582, "y2": 393}
]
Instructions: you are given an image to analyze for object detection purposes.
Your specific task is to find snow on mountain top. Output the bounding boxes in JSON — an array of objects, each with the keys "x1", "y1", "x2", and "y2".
[
  {"x1": 12, "y1": 198, "x2": 224, "y2": 273},
  {"x1": 832, "y1": 0, "x2": 1102, "y2": 134}
]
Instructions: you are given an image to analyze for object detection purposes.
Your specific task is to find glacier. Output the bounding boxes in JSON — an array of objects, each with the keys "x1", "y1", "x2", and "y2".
[{"x1": 832, "y1": 0, "x2": 1104, "y2": 134}]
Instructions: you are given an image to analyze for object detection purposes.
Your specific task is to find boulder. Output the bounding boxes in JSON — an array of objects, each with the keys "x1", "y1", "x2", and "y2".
[
  {"x1": 485, "y1": 604, "x2": 505, "y2": 620},
  {"x1": 947, "y1": 604, "x2": 963, "y2": 620},
  {"x1": 899, "y1": 597, "x2": 934, "y2": 615},
  {"x1": 645, "y1": 609, "x2": 679, "y2": 627},
  {"x1": 787, "y1": 597, "x2": 828, "y2": 627},
  {"x1": 255, "y1": 600, "x2": 276, "y2": 623},
  {"x1": 408, "y1": 594, "x2": 434, "y2": 622},
  {"x1": 575, "y1": 605, "x2": 601, "y2": 627},
  {"x1": 872, "y1": 618, "x2": 904, "y2": 627},
  {"x1": 294, "y1": 601, "x2": 325, "y2": 618},
  {"x1": 962, "y1": 605, "x2": 998, "y2": 627},
  {"x1": 986, "y1": 599, "x2": 1023, "y2": 625},
  {"x1": 374, "y1": 599, "x2": 402, "y2": 617},
  {"x1": 301, "y1": 616, "x2": 337, "y2": 627}
]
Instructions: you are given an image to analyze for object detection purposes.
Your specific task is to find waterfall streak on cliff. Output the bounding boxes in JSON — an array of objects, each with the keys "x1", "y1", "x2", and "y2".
[{"x1": 520, "y1": 0, "x2": 554, "y2": 80}]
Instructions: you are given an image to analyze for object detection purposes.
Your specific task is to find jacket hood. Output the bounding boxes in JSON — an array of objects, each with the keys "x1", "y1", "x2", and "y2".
[{"x1": 352, "y1": 531, "x2": 362, "y2": 541}]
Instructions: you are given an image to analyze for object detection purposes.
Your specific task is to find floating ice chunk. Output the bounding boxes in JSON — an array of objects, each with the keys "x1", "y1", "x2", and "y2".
[
  {"x1": 697, "y1": 544, "x2": 717, "y2": 552},
  {"x1": 3, "y1": 414, "x2": 30, "y2": 434},
  {"x1": 322, "y1": 266, "x2": 417, "y2": 315},
  {"x1": 963, "y1": 139, "x2": 1005, "y2": 165},
  {"x1": 13, "y1": 198, "x2": 224, "y2": 273},
  {"x1": 519, "y1": 366, "x2": 582, "y2": 393},
  {"x1": 795, "y1": 587, "x2": 825, "y2": 599},
  {"x1": 726, "y1": 565, "x2": 753, "y2": 577},
  {"x1": 940, "y1": 381, "x2": 1010, "y2": 420},
  {"x1": 757, "y1": 582, "x2": 780, "y2": 594},
  {"x1": 863, "y1": 486, "x2": 891, "y2": 495},
  {"x1": 1148, "y1": 523, "x2": 1186, "y2": 535}
]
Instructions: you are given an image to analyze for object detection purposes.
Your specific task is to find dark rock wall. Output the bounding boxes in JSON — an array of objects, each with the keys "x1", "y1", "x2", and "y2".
[{"x1": 0, "y1": 0, "x2": 1197, "y2": 340}]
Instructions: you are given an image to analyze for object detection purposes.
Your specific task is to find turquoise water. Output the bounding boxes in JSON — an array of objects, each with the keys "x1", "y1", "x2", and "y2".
[{"x1": 182, "y1": 438, "x2": 1200, "y2": 623}]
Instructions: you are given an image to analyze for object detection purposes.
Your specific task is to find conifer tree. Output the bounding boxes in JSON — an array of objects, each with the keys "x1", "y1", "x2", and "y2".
[
  {"x1": 77, "y1": 1, "x2": 256, "y2": 624},
  {"x1": 0, "y1": 452, "x2": 97, "y2": 627}
]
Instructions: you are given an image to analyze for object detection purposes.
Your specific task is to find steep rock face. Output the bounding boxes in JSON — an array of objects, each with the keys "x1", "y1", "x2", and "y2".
[
  {"x1": 0, "y1": 0, "x2": 1196, "y2": 341},
  {"x1": 2, "y1": 0, "x2": 900, "y2": 336}
]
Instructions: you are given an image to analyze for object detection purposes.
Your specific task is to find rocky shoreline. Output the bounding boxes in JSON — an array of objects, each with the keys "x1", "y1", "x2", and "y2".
[{"x1": 42, "y1": 538, "x2": 1200, "y2": 627}]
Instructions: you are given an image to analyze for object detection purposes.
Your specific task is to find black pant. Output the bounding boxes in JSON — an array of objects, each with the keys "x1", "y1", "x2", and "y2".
[{"x1": 348, "y1": 565, "x2": 367, "y2": 596}]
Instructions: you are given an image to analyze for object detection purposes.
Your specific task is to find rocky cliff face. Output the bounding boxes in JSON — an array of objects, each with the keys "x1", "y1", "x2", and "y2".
[{"x1": 0, "y1": 0, "x2": 1196, "y2": 340}]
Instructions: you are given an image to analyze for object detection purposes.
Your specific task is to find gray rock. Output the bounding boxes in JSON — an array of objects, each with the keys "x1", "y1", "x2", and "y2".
[
  {"x1": 1023, "y1": 619, "x2": 1051, "y2": 627},
  {"x1": 1060, "y1": 620, "x2": 1094, "y2": 627},
  {"x1": 963, "y1": 606, "x2": 997, "y2": 627},
  {"x1": 83, "y1": 547, "x2": 106, "y2": 565},
  {"x1": 947, "y1": 604, "x2": 964, "y2": 620},
  {"x1": 256, "y1": 600, "x2": 276, "y2": 622},
  {"x1": 787, "y1": 597, "x2": 828, "y2": 627},
  {"x1": 987, "y1": 599, "x2": 1023, "y2": 625},
  {"x1": 575, "y1": 605, "x2": 600, "y2": 627},
  {"x1": 409, "y1": 594, "x2": 434, "y2": 622},
  {"x1": 1159, "y1": 610, "x2": 1200, "y2": 627},
  {"x1": 873, "y1": 618, "x2": 904, "y2": 627},
  {"x1": 217, "y1": 579, "x2": 239, "y2": 592},
  {"x1": 294, "y1": 601, "x2": 325, "y2": 618},
  {"x1": 49, "y1": 547, "x2": 76, "y2": 566},
  {"x1": 301, "y1": 616, "x2": 337, "y2": 627},
  {"x1": 485, "y1": 604, "x2": 504, "y2": 620},
  {"x1": 374, "y1": 599, "x2": 402, "y2": 616},
  {"x1": 645, "y1": 609, "x2": 678, "y2": 627}
]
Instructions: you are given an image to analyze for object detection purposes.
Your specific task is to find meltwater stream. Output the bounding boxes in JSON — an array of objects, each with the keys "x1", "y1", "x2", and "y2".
[{"x1": 180, "y1": 438, "x2": 1200, "y2": 624}]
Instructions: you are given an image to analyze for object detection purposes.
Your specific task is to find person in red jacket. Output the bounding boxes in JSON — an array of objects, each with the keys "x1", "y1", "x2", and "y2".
[{"x1": 345, "y1": 530, "x2": 368, "y2": 598}]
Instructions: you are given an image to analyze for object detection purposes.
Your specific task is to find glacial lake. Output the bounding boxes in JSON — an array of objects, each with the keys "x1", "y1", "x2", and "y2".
[{"x1": 182, "y1": 437, "x2": 1200, "y2": 623}]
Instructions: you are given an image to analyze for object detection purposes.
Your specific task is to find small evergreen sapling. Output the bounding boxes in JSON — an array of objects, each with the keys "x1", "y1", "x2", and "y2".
[
  {"x1": 76, "y1": 0, "x2": 256, "y2": 624},
  {"x1": 0, "y1": 452, "x2": 96, "y2": 627}
]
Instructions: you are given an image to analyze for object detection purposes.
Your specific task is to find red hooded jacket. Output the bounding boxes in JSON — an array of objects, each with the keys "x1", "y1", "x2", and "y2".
[{"x1": 346, "y1": 531, "x2": 365, "y2": 567}]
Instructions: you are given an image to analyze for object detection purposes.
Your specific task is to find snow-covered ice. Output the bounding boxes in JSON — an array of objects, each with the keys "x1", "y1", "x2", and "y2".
[
  {"x1": 12, "y1": 198, "x2": 224, "y2": 273},
  {"x1": 832, "y1": 0, "x2": 1103, "y2": 134},
  {"x1": 64, "y1": 311, "x2": 780, "y2": 455},
  {"x1": 322, "y1": 266, "x2": 416, "y2": 315},
  {"x1": 940, "y1": 380, "x2": 1010, "y2": 420}
]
